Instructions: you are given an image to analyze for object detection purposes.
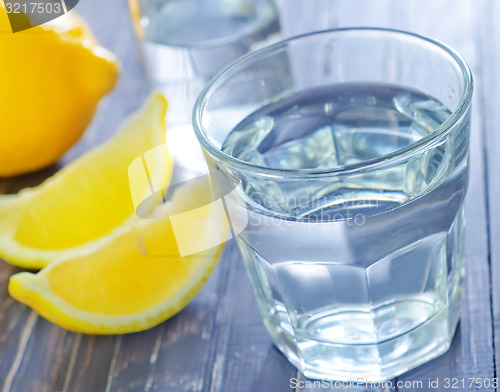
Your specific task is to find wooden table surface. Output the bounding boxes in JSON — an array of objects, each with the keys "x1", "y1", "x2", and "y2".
[{"x1": 1, "y1": 1, "x2": 499, "y2": 391}]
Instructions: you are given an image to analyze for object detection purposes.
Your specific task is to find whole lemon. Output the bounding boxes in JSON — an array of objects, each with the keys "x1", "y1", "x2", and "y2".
[{"x1": 0, "y1": 8, "x2": 119, "y2": 177}]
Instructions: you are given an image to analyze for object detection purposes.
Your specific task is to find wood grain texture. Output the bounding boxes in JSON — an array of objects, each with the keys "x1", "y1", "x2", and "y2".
[
  {"x1": 0, "y1": 0, "x2": 498, "y2": 391},
  {"x1": 478, "y1": 0, "x2": 500, "y2": 380},
  {"x1": 204, "y1": 243, "x2": 296, "y2": 392}
]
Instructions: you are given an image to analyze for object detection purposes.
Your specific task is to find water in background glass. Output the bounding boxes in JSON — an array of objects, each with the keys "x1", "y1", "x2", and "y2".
[{"x1": 131, "y1": 0, "x2": 281, "y2": 172}]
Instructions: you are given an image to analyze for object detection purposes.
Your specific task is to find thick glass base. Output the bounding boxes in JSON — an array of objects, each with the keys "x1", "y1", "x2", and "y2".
[{"x1": 266, "y1": 306, "x2": 457, "y2": 382}]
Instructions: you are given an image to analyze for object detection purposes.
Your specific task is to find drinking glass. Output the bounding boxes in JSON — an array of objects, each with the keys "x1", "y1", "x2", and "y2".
[
  {"x1": 129, "y1": 0, "x2": 281, "y2": 172},
  {"x1": 193, "y1": 29, "x2": 473, "y2": 381}
]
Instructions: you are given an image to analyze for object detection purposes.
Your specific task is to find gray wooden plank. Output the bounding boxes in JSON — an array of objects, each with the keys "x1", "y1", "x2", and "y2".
[
  {"x1": 60, "y1": 335, "x2": 117, "y2": 392},
  {"x1": 0, "y1": 264, "x2": 78, "y2": 392},
  {"x1": 478, "y1": 0, "x2": 500, "y2": 380},
  {"x1": 0, "y1": 264, "x2": 34, "y2": 392},
  {"x1": 7, "y1": 319, "x2": 77, "y2": 392},
  {"x1": 205, "y1": 243, "x2": 297, "y2": 392}
]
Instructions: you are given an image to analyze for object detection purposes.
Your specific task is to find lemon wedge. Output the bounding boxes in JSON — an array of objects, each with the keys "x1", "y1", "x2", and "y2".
[
  {"x1": 0, "y1": 92, "x2": 171, "y2": 269},
  {"x1": 9, "y1": 178, "x2": 227, "y2": 334}
]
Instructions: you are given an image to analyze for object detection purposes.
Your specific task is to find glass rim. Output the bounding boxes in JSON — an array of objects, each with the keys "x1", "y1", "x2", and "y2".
[
  {"x1": 129, "y1": 0, "x2": 280, "y2": 50},
  {"x1": 193, "y1": 27, "x2": 473, "y2": 178}
]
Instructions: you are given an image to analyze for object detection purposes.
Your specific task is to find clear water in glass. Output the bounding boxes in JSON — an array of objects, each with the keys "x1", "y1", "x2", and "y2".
[{"x1": 221, "y1": 82, "x2": 468, "y2": 381}]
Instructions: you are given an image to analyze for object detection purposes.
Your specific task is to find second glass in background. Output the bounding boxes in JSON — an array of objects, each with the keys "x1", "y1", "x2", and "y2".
[{"x1": 130, "y1": 0, "x2": 281, "y2": 172}]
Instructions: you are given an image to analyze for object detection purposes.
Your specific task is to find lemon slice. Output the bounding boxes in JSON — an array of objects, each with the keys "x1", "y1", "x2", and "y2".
[
  {"x1": 0, "y1": 92, "x2": 171, "y2": 269},
  {"x1": 9, "y1": 179, "x2": 227, "y2": 334}
]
